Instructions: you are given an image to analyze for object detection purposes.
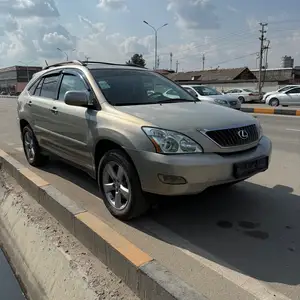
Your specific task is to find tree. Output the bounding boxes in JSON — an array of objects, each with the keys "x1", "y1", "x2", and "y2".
[{"x1": 126, "y1": 54, "x2": 146, "y2": 67}]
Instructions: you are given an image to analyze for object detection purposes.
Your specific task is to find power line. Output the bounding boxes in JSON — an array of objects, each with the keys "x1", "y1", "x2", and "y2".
[
  {"x1": 177, "y1": 23, "x2": 299, "y2": 69},
  {"x1": 210, "y1": 52, "x2": 258, "y2": 68},
  {"x1": 174, "y1": 26, "x2": 300, "y2": 62}
]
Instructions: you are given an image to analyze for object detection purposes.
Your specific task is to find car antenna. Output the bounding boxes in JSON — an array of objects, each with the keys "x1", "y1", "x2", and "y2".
[{"x1": 45, "y1": 60, "x2": 49, "y2": 67}]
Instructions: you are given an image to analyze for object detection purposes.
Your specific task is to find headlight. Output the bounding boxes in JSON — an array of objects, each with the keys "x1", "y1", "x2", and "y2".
[
  {"x1": 214, "y1": 99, "x2": 228, "y2": 105},
  {"x1": 142, "y1": 127, "x2": 203, "y2": 154}
]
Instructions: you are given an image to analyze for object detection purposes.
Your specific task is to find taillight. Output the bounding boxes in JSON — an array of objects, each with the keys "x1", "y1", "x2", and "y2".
[{"x1": 249, "y1": 93, "x2": 254, "y2": 96}]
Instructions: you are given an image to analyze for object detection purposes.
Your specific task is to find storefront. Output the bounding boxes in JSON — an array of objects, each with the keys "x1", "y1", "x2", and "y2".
[{"x1": 0, "y1": 66, "x2": 42, "y2": 95}]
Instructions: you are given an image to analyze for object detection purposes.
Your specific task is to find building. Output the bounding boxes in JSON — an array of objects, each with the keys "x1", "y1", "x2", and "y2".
[
  {"x1": 0, "y1": 65, "x2": 42, "y2": 95},
  {"x1": 167, "y1": 67, "x2": 256, "y2": 83},
  {"x1": 281, "y1": 56, "x2": 294, "y2": 68},
  {"x1": 166, "y1": 67, "x2": 258, "y2": 91},
  {"x1": 166, "y1": 66, "x2": 300, "y2": 92}
]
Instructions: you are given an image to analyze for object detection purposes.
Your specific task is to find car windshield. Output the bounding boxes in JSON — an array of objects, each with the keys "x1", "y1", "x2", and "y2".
[
  {"x1": 278, "y1": 86, "x2": 295, "y2": 92},
  {"x1": 192, "y1": 86, "x2": 222, "y2": 96},
  {"x1": 90, "y1": 68, "x2": 196, "y2": 106}
]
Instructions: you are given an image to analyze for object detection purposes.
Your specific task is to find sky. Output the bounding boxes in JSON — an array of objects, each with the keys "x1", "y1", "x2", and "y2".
[{"x1": 0, "y1": 0, "x2": 300, "y2": 71}]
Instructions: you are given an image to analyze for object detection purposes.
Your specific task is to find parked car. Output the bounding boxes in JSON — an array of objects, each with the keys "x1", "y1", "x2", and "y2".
[
  {"x1": 181, "y1": 84, "x2": 241, "y2": 110},
  {"x1": 224, "y1": 88, "x2": 261, "y2": 103},
  {"x1": 262, "y1": 85, "x2": 300, "y2": 103},
  {"x1": 17, "y1": 60, "x2": 271, "y2": 220},
  {"x1": 266, "y1": 86, "x2": 300, "y2": 106}
]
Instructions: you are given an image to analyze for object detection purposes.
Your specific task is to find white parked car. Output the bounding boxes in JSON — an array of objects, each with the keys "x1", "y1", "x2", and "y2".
[
  {"x1": 262, "y1": 85, "x2": 300, "y2": 103},
  {"x1": 266, "y1": 86, "x2": 300, "y2": 106},
  {"x1": 181, "y1": 84, "x2": 241, "y2": 110},
  {"x1": 225, "y1": 88, "x2": 261, "y2": 103}
]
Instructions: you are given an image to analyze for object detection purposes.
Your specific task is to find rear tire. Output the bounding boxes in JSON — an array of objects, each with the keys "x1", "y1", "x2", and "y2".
[
  {"x1": 98, "y1": 149, "x2": 150, "y2": 220},
  {"x1": 269, "y1": 98, "x2": 279, "y2": 107},
  {"x1": 22, "y1": 125, "x2": 48, "y2": 167}
]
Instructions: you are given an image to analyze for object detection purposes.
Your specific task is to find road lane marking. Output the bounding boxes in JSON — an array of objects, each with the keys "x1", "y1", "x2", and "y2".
[
  {"x1": 140, "y1": 219, "x2": 291, "y2": 300},
  {"x1": 285, "y1": 128, "x2": 300, "y2": 132}
]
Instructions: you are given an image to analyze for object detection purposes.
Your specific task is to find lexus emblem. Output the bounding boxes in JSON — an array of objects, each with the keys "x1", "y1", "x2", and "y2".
[{"x1": 237, "y1": 130, "x2": 249, "y2": 139}]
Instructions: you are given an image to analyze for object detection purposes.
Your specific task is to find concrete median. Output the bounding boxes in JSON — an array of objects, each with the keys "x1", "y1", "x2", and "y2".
[
  {"x1": 0, "y1": 150, "x2": 207, "y2": 300},
  {"x1": 241, "y1": 106, "x2": 300, "y2": 116}
]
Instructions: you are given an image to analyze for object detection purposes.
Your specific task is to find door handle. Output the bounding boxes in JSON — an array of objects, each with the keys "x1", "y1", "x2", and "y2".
[{"x1": 50, "y1": 107, "x2": 58, "y2": 114}]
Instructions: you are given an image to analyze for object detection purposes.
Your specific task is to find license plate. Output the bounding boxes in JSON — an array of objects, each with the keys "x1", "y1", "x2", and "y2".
[{"x1": 233, "y1": 157, "x2": 268, "y2": 178}]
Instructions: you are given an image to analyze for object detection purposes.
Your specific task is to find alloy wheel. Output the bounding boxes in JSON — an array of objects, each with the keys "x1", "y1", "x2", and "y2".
[
  {"x1": 102, "y1": 161, "x2": 131, "y2": 210},
  {"x1": 24, "y1": 131, "x2": 35, "y2": 162}
]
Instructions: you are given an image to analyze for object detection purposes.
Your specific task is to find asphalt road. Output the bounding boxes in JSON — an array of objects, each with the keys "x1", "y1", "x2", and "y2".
[{"x1": 1, "y1": 98, "x2": 300, "y2": 300}]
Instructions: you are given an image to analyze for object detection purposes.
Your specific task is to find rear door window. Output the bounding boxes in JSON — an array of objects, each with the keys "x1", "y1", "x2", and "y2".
[
  {"x1": 34, "y1": 78, "x2": 44, "y2": 96},
  {"x1": 40, "y1": 74, "x2": 60, "y2": 99},
  {"x1": 28, "y1": 79, "x2": 40, "y2": 95}
]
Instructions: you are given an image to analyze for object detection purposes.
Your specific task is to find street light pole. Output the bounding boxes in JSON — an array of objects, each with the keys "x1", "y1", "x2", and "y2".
[
  {"x1": 143, "y1": 21, "x2": 168, "y2": 70},
  {"x1": 57, "y1": 48, "x2": 68, "y2": 61}
]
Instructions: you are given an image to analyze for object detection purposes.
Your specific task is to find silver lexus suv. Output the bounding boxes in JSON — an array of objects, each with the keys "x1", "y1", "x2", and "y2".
[{"x1": 17, "y1": 60, "x2": 272, "y2": 220}]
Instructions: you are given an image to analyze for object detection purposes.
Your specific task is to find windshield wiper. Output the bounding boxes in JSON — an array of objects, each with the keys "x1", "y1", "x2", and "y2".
[{"x1": 157, "y1": 98, "x2": 200, "y2": 104}]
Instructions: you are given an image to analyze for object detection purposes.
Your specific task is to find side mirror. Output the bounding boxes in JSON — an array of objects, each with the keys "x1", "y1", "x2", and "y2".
[{"x1": 64, "y1": 91, "x2": 89, "y2": 107}]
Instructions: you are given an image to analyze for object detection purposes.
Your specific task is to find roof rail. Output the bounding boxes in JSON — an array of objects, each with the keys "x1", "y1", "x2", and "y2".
[
  {"x1": 81, "y1": 61, "x2": 147, "y2": 69},
  {"x1": 43, "y1": 60, "x2": 83, "y2": 70}
]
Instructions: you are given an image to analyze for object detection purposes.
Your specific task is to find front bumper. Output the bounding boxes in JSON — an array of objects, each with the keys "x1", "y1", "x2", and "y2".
[{"x1": 127, "y1": 136, "x2": 272, "y2": 196}]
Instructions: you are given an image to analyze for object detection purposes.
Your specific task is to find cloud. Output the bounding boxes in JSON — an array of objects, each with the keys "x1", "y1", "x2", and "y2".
[
  {"x1": 0, "y1": 0, "x2": 75, "y2": 65},
  {"x1": 227, "y1": 5, "x2": 238, "y2": 13},
  {"x1": 78, "y1": 15, "x2": 106, "y2": 33},
  {"x1": 77, "y1": 17, "x2": 153, "y2": 65},
  {"x1": 167, "y1": 0, "x2": 219, "y2": 31},
  {"x1": 97, "y1": 0, "x2": 129, "y2": 12},
  {"x1": 0, "y1": 0, "x2": 60, "y2": 18}
]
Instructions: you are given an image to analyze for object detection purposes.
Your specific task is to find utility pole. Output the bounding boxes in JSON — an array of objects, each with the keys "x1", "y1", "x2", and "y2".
[
  {"x1": 255, "y1": 52, "x2": 260, "y2": 69},
  {"x1": 258, "y1": 22, "x2": 268, "y2": 94},
  {"x1": 202, "y1": 54, "x2": 205, "y2": 70},
  {"x1": 264, "y1": 40, "x2": 270, "y2": 69},
  {"x1": 175, "y1": 60, "x2": 179, "y2": 72},
  {"x1": 169, "y1": 52, "x2": 173, "y2": 70}
]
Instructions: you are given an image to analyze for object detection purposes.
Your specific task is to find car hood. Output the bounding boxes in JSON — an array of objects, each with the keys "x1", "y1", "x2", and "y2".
[
  {"x1": 115, "y1": 101, "x2": 256, "y2": 131},
  {"x1": 264, "y1": 91, "x2": 276, "y2": 97}
]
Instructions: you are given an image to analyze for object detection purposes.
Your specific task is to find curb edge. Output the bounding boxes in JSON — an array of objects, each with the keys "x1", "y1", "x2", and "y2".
[{"x1": 0, "y1": 151, "x2": 207, "y2": 300}]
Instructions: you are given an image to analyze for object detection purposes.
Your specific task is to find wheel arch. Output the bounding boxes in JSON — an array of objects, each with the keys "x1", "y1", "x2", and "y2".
[
  {"x1": 19, "y1": 119, "x2": 30, "y2": 132},
  {"x1": 93, "y1": 138, "x2": 137, "y2": 180}
]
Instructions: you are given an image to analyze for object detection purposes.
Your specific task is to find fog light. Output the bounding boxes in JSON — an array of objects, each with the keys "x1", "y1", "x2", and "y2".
[{"x1": 158, "y1": 174, "x2": 187, "y2": 185}]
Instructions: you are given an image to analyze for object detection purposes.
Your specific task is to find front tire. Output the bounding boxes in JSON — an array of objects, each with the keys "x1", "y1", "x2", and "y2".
[
  {"x1": 22, "y1": 125, "x2": 48, "y2": 167},
  {"x1": 269, "y1": 98, "x2": 279, "y2": 107},
  {"x1": 98, "y1": 149, "x2": 150, "y2": 220}
]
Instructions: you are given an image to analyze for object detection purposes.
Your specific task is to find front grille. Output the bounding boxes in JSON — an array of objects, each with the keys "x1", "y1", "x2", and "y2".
[{"x1": 205, "y1": 124, "x2": 259, "y2": 147}]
